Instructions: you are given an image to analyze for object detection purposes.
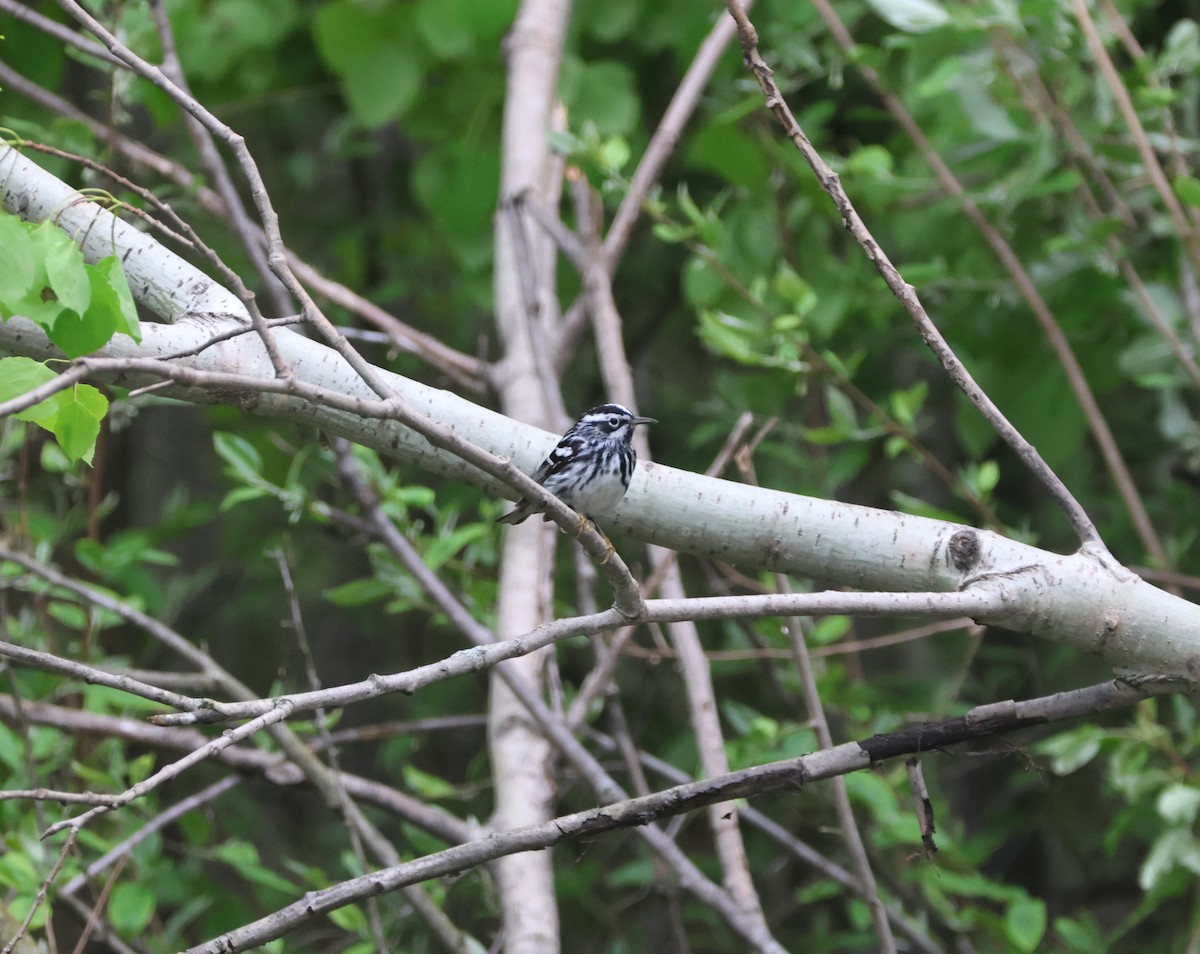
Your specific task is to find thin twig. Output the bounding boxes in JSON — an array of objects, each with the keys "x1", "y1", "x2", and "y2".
[
  {"x1": 1072, "y1": 0, "x2": 1200, "y2": 275},
  {"x1": 0, "y1": 789, "x2": 125, "y2": 806},
  {"x1": 775, "y1": 575, "x2": 895, "y2": 951},
  {"x1": 0, "y1": 828, "x2": 77, "y2": 954},
  {"x1": 147, "y1": 0, "x2": 292, "y2": 315},
  {"x1": 69, "y1": 853, "x2": 129, "y2": 954},
  {"x1": 59, "y1": 775, "x2": 241, "y2": 897},
  {"x1": 142, "y1": 589, "x2": 1007, "y2": 727},
  {"x1": 0, "y1": 693, "x2": 472, "y2": 845},
  {"x1": 42, "y1": 704, "x2": 295, "y2": 838},
  {"x1": 0, "y1": 639, "x2": 201, "y2": 711},
  {"x1": 274, "y1": 546, "x2": 389, "y2": 954}
]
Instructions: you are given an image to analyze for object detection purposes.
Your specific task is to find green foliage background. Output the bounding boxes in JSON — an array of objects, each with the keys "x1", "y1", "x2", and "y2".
[{"x1": 4, "y1": 0, "x2": 1200, "y2": 951}]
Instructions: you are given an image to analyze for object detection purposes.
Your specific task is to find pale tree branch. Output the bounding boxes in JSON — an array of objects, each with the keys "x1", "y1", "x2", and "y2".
[{"x1": 2, "y1": 308, "x2": 1198, "y2": 675}]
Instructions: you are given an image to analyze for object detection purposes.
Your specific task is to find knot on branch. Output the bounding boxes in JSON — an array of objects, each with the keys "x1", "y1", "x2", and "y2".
[{"x1": 947, "y1": 529, "x2": 981, "y2": 573}]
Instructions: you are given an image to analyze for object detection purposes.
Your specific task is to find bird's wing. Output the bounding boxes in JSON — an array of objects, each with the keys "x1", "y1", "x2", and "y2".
[{"x1": 532, "y1": 434, "x2": 585, "y2": 484}]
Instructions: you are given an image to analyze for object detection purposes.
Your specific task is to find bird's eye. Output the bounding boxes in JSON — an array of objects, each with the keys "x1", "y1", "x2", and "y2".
[{"x1": 608, "y1": 417, "x2": 620, "y2": 428}]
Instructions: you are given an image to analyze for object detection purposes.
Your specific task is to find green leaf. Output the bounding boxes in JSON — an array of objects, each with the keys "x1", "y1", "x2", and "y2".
[
  {"x1": 324, "y1": 577, "x2": 393, "y2": 607},
  {"x1": 46, "y1": 600, "x2": 88, "y2": 629},
  {"x1": 0, "y1": 850, "x2": 40, "y2": 890},
  {"x1": 51, "y1": 290, "x2": 115, "y2": 358},
  {"x1": 342, "y1": 44, "x2": 422, "y2": 127},
  {"x1": 415, "y1": 0, "x2": 474, "y2": 59},
  {"x1": 214, "y1": 432, "x2": 265, "y2": 483},
  {"x1": 597, "y1": 135, "x2": 630, "y2": 173},
  {"x1": 687, "y1": 122, "x2": 770, "y2": 188},
  {"x1": 219, "y1": 485, "x2": 270, "y2": 511},
  {"x1": 865, "y1": 0, "x2": 950, "y2": 33},
  {"x1": 0, "y1": 356, "x2": 57, "y2": 410},
  {"x1": 108, "y1": 882, "x2": 156, "y2": 935},
  {"x1": 402, "y1": 764, "x2": 457, "y2": 799},
  {"x1": 564, "y1": 60, "x2": 640, "y2": 136},
  {"x1": 1162, "y1": 19, "x2": 1200, "y2": 75},
  {"x1": 1053, "y1": 915, "x2": 1106, "y2": 953},
  {"x1": 0, "y1": 723, "x2": 23, "y2": 773},
  {"x1": 0, "y1": 357, "x2": 108, "y2": 463},
  {"x1": 327, "y1": 903, "x2": 369, "y2": 934},
  {"x1": 1139, "y1": 828, "x2": 1192, "y2": 891},
  {"x1": 39, "y1": 220, "x2": 91, "y2": 315},
  {"x1": 314, "y1": 0, "x2": 397, "y2": 70},
  {"x1": 0, "y1": 211, "x2": 38, "y2": 301},
  {"x1": 128, "y1": 752, "x2": 157, "y2": 785},
  {"x1": 1173, "y1": 175, "x2": 1200, "y2": 210},
  {"x1": 1005, "y1": 895, "x2": 1047, "y2": 953},
  {"x1": 423, "y1": 523, "x2": 487, "y2": 571},
  {"x1": 53, "y1": 384, "x2": 109, "y2": 463},
  {"x1": 94, "y1": 255, "x2": 142, "y2": 341},
  {"x1": 697, "y1": 309, "x2": 761, "y2": 365},
  {"x1": 313, "y1": 1, "x2": 422, "y2": 126},
  {"x1": 825, "y1": 385, "x2": 858, "y2": 433},
  {"x1": 578, "y1": 0, "x2": 639, "y2": 42},
  {"x1": 1035, "y1": 726, "x2": 1103, "y2": 776}
]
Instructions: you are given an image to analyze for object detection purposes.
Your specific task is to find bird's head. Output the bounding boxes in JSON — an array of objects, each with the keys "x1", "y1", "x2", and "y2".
[{"x1": 576, "y1": 403, "x2": 657, "y2": 442}]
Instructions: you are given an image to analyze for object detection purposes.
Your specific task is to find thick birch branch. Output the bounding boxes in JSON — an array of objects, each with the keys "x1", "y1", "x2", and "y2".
[{"x1": 2, "y1": 146, "x2": 1200, "y2": 681}]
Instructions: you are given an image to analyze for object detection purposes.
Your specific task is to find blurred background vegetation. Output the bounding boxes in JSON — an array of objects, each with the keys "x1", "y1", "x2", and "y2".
[{"x1": 4, "y1": 0, "x2": 1200, "y2": 950}]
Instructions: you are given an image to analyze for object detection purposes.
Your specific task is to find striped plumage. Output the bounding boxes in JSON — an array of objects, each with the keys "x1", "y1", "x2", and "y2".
[{"x1": 497, "y1": 403, "x2": 656, "y2": 526}]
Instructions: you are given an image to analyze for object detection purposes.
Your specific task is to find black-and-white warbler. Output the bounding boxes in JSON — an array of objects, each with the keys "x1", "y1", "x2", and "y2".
[{"x1": 497, "y1": 403, "x2": 656, "y2": 527}]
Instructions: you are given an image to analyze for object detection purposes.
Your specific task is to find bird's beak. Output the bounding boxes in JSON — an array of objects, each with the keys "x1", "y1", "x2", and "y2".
[{"x1": 631, "y1": 416, "x2": 657, "y2": 426}]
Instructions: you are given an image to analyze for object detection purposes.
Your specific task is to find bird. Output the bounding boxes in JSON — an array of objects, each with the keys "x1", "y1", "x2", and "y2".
[{"x1": 497, "y1": 403, "x2": 656, "y2": 529}]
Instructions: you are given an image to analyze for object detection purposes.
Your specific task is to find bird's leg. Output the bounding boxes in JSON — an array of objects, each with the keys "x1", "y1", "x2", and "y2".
[{"x1": 572, "y1": 514, "x2": 616, "y2": 562}]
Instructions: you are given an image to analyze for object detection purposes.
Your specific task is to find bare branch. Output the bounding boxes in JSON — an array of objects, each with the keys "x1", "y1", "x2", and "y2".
[
  {"x1": 182, "y1": 678, "x2": 1165, "y2": 954},
  {"x1": 0, "y1": 829, "x2": 77, "y2": 954},
  {"x1": 0, "y1": 694, "x2": 472, "y2": 845},
  {"x1": 140, "y1": 589, "x2": 1009, "y2": 727},
  {"x1": 777, "y1": 576, "x2": 895, "y2": 951},
  {"x1": 42, "y1": 704, "x2": 295, "y2": 838}
]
